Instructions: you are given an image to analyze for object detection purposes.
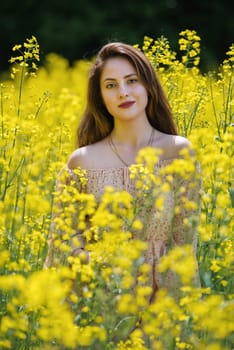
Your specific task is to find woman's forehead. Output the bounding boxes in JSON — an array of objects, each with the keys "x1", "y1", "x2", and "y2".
[{"x1": 101, "y1": 57, "x2": 137, "y2": 81}]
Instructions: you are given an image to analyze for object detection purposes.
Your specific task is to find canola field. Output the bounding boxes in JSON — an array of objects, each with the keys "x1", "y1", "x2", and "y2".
[{"x1": 0, "y1": 31, "x2": 233, "y2": 349}]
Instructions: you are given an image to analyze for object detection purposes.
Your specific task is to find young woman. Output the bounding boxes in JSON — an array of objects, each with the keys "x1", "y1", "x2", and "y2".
[{"x1": 45, "y1": 42, "x2": 201, "y2": 300}]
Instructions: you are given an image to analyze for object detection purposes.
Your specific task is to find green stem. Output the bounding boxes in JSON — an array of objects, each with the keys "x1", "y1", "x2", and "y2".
[
  {"x1": 34, "y1": 91, "x2": 49, "y2": 119},
  {"x1": 183, "y1": 112, "x2": 188, "y2": 136},
  {"x1": 17, "y1": 63, "x2": 25, "y2": 118},
  {"x1": 1, "y1": 157, "x2": 25, "y2": 201},
  {"x1": 209, "y1": 74, "x2": 221, "y2": 139},
  {"x1": 188, "y1": 88, "x2": 205, "y2": 134},
  {"x1": 223, "y1": 73, "x2": 233, "y2": 133},
  {"x1": 4, "y1": 61, "x2": 26, "y2": 195}
]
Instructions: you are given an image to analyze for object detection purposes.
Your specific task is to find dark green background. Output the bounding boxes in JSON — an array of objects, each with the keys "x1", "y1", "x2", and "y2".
[{"x1": 1, "y1": 0, "x2": 233, "y2": 72}]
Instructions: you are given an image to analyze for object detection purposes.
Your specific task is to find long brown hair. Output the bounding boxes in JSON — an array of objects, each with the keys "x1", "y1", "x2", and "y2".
[{"x1": 77, "y1": 42, "x2": 177, "y2": 147}]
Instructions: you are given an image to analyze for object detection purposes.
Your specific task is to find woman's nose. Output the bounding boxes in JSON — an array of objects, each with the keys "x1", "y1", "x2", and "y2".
[{"x1": 119, "y1": 83, "x2": 129, "y2": 97}]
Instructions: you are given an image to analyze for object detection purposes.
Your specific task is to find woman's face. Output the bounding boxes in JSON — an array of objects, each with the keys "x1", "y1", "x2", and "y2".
[{"x1": 100, "y1": 57, "x2": 148, "y2": 123}]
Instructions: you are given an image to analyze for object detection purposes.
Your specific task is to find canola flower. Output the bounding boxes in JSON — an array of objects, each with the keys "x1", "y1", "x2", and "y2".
[
  {"x1": 178, "y1": 29, "x2": 201, "y2": 67},
  {"x1": 0, "y1": 32, "x2": 233, "y2": 349}
]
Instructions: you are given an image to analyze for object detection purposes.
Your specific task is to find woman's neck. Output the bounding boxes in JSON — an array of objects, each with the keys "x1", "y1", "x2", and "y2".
[{"x1": 111, "y1": 119, "x2": 154, "y2": 148}]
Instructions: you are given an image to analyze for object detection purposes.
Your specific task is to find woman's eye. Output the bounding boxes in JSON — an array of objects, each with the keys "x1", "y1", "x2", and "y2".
[
  {"x1": 106, "y1": 83, "x2": 116, "y2": 89},
  {"x1": 128, "y1": 78, "x2": 138, "y2": 84}
]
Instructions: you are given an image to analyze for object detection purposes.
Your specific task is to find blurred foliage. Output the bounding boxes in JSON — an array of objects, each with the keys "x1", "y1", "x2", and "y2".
[{"x1": 0, "y1": 0, "x2": 233, "y2": 72}]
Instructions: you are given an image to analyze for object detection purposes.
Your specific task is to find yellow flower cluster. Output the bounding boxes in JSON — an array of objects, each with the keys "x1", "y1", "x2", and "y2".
[
  {"x1": 0, "y1": 32, "x2": 233, "y2": 349},
  {"x1": 9, "y1": 35, "x2": 40, "y2": 79},
  {"x1": 222, "y1": 43, "x2": 234, "y2": 73},
  {"x1": 178, "y1": 29, "x2": 201, "y2": 67},
  {"x1": 140, "y1": 35, "x2": 177, "y2": 71}
]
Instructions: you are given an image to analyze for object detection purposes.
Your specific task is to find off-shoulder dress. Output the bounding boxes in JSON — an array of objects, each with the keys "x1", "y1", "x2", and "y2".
[{"x1": 45, "y1": 158, "x2": 201, "y2": 300}]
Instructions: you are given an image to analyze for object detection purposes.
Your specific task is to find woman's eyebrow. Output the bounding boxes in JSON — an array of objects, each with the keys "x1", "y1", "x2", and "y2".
[{"x1": 103, "y1": 73, "x2": 137, "y2": 82}]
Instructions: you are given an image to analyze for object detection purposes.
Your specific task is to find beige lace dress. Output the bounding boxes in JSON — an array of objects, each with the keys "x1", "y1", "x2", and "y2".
[{"x1": 46, "y1": 158, "x2": 201, "y2": 300}]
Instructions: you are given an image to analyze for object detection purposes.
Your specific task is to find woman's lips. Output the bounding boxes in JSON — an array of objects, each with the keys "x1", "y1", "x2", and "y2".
[{"x1": 118, "y1": 101, "x2": 135, "y2": 108}]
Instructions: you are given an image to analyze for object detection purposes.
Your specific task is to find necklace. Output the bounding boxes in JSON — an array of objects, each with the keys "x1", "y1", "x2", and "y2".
[{"x1": 109, "y1": 127, "x2": 155, "y2": 167}]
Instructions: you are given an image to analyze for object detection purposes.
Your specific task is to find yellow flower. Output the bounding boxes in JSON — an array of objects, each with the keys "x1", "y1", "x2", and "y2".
[
  {"x1": 158, "y1": 245, "x2": 197, "y2": 284},
  {"x1": 1, "y1": 32, "x2": 233, "y2": 350}
]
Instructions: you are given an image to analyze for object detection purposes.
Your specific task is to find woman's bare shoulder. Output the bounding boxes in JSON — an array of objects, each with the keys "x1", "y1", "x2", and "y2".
[
  {"x1": 67, "y1": 139, "x2": 109, "y2": 170},
  {"x1": 173, "y1": 134, "x2": 192, "y2": 150},
  {"x1": 154, "y1": 131, "x2": 193, "y2": 160},
  {"x1": 67, "y1": 146, "x2": 89, "y2": 170}
]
